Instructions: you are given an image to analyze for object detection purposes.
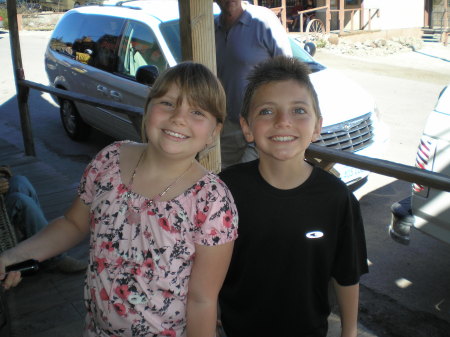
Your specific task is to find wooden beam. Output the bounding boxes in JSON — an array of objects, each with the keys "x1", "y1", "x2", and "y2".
[
  {"x1": 6, "y1": 0, "x2": 35, "y2": 156},
  {"x1": 178, "y1": 0, "x2": 221, "y2": 172},
  {"x1": 281, "y1": 0, "x2": 287, "y2": 31}
]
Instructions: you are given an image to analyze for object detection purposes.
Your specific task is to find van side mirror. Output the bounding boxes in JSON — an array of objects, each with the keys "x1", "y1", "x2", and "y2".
[
  {"x1": 304, "y1": 42, "x2": 316, "y2": 57},
  {"x1": 136, "y1": 65, "x2": 159, "y2": 86}
]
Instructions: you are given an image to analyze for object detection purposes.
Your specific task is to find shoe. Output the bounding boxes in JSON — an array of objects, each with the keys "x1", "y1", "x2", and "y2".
[{"x1": 44, "y1": 256, "x2": 88, "y2": 274}]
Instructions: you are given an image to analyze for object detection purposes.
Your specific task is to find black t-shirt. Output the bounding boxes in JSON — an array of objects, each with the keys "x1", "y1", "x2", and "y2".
[{"x1": 219, "y1": 160, "x2": 368, "y2": 337}]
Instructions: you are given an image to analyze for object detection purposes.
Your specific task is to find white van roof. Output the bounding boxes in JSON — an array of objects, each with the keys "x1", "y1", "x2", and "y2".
[{"x1": 76, "y1": 0, "x2": 220, "y2": 23}]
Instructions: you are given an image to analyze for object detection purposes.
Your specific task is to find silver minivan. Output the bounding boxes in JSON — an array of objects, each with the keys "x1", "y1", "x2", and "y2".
[
  {"x1": 45, "y1": 0, "x2": 387, "y2": 188},
  {"x1": 45, "y1": 0, "x2": 183, "y2": 140},
  {"x1": 390, "y1": 84, "x2": 450, "y2": 245}
]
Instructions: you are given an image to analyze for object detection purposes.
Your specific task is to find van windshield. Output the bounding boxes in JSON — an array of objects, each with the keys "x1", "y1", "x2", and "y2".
[{"x1": 159, "y1": 20, "x2": 182, "y2": 63}]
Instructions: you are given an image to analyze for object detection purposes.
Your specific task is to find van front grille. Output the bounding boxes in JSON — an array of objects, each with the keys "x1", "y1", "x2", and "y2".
[{"x1": 313, "y1": 113, "x2": 374, "y2": 152}]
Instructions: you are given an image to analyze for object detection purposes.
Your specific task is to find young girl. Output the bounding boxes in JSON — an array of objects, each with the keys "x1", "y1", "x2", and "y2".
[{"x1": 0, "y1": 62, "x2": 238, "y2": 337}]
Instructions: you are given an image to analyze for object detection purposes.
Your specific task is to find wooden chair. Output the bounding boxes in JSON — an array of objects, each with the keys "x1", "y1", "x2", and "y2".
[
  {"x1": 270, "y1": 6, "x2": 291, "y2": 31},
  {"x1": 270, "y1": 6, "x2": 283, "y2": 21},
  {"x1": 0, "y1": 195, "x2": 17, "y2": 254},
  {"x1": 0, "y1": 194, "x2": 17, "y2": 337}
]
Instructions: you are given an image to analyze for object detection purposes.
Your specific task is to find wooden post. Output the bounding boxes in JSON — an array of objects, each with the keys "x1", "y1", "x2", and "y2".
[
  {"x1": 339, "y1": 0, "x2": 344, "y2": 34},
  {"x1": 360, "y1": 0, "x2": 364, "y2": 30},
  {"x1": 325, "y1": 0, "x2": 330, "y2": 33},
  {"x1": 350, "y1": 10, "x2": 354, "y2": 31},
  {"x1": 444, "y1": 0, "x2": 448, "y2": 32},
  {"x1": 6, "y1": 0, "x2": 35, "y2": 156},
  {"x1": 281, "y1": 0, "x2": 287, "y2": 31},
  {"x1": 178, "y1": 0, "x2": 221, "y2": 172}
]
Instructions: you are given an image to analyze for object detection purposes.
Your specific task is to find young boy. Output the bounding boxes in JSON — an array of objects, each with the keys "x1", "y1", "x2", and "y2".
[{"x1": 218, "y1": 56, "x2": 368, "y2": 337}]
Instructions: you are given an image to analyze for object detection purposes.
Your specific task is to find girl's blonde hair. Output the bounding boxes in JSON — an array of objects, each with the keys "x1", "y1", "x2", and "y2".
[{"x1": 141, "y1": 62, "x2": 226, "y2": 142}]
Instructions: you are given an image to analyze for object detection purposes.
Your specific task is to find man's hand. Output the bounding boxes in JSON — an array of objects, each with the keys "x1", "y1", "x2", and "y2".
[{"x1": 0, "y1": 177, "x2": 9, "y2": 195}]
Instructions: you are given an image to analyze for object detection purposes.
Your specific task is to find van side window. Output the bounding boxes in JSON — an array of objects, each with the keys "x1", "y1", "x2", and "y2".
[
  {"x1": 49, "y1": 12, "x2": 84, "y2": 58},
  {"x1": 117, "y1": 21, "x2": 168, "y2": 78},
  {"x1": 72, "y1": 16, "x2": 124, "y2": 72}
]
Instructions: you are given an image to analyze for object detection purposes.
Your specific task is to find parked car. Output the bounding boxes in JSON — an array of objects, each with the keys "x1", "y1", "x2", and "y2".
[
  {"x1": 45, "y1": 0, "x2": 387, "y2": 187},
  {"x1": 390, "y1": 84, "x2": 450, "y2": 245},
  {"x1": 39, "y1": 0, "x2": 101, "y2": 11}
]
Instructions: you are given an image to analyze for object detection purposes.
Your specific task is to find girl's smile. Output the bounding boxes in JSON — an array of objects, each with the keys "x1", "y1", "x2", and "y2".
[
  {"x1": 145, "y1": 83, "x2": 220, "y2": 158},
  {"x1": 162, "y1": 129, "x2": 189, "y2": 140}
]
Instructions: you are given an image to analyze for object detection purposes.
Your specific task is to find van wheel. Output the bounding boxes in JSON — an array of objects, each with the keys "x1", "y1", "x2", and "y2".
[{"x1": 60, "y1": 99, "x2": 90, "y2": 141}]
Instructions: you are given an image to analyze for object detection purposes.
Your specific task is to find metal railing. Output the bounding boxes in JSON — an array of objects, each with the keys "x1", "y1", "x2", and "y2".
[{"x1": 18, "y1": 79, "x2": 450, "y2": 193}]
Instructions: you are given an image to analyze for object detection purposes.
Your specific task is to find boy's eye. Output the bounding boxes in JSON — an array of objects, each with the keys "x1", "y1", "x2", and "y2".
[{"x1": 191, "y1": 110, "x2": 206, "y2": 117}]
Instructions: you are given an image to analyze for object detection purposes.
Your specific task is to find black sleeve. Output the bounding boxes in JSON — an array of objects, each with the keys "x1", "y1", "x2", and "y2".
[{"x1": 331, "y1": 192, "x2": 369, "y2": 285}]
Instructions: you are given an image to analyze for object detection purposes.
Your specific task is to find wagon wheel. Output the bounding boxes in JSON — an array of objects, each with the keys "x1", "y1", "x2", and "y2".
[{"x1": 306, "y1": 18, "x2": 325, "y2": 35}]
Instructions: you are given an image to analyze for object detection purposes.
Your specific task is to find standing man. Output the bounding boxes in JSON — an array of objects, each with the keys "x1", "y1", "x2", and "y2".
[{"x1": 215, "y1": 0, "x2": 292, "y2": 168}]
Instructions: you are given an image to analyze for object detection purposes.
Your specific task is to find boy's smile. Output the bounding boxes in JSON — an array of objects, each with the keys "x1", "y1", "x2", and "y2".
[{"x1": 241, "y1": 79, "x2": 322, "y2": 163}]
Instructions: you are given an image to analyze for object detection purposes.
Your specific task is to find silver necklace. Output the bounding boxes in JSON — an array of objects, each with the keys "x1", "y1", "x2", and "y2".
[{"x1": 124, "y1": 151, "x2": 194, "y2": 209}]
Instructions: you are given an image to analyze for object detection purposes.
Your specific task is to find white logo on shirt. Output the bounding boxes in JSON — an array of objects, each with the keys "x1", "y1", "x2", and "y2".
[{"x1": 305, "y1": 231, "x2": 324, "y2": 239}]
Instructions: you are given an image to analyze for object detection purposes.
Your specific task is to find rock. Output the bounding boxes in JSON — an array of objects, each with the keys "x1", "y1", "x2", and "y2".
[{"x1": 328, "y1": 34, "x2": 339, "y2": 45}]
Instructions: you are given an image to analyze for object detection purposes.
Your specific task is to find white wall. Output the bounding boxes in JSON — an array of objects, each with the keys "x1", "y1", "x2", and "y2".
[{"x1": 364, "y1": 0, "x2": 424, "y2": 29}]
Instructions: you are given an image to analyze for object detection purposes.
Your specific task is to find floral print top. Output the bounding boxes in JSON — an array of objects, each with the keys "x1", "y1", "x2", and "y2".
[{"x1": 78, "y1": 141, "x2": 238, "y2": 337}]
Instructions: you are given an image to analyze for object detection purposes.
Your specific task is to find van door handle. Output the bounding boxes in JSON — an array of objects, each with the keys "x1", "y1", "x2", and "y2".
[
  {"x1": 110, "y1": 90, "x2": 122, "y2": 101},
  {"x1": 97, "y1": 85, "x2": 108, "y2": 95}
]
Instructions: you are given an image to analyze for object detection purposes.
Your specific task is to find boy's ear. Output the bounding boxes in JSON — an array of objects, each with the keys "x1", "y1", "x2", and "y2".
[
  {"x1": 240, "y1": 116, "x2": 254, "y2": 143},
  {"x1": 311, "y1": 117, "x2": 323, "y2": 142}
]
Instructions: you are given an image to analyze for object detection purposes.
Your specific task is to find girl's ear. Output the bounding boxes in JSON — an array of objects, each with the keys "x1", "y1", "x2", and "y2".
[
  {"x1": 311, "y1": 117, "x2": 323, "y2": 142},
  {"x1": 240, "y1": 116, "x2": 254, "y2": 143},
  {"x1": 206, "y1": 122, "x2": 223, "y2": 146}
]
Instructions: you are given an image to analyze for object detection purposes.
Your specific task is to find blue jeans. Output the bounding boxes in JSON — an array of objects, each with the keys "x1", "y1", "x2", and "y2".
[{"x1": 4, "y1": 175, "x2": 48, "y2": 240}]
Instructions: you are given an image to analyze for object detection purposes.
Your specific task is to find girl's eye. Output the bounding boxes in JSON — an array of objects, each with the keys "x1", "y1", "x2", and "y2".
[
  {"x1": 258, "y1": 108, "x2": 273, "y2": 116},
  {"x1": 293, "y1": 107, "x2": 306, "y2": 115},
  {"x1": 161, "y1": 101, "x2": 173, "y2": 107}
]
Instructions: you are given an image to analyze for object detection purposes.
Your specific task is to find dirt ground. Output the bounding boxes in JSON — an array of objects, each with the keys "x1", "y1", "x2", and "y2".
[
  {"x1": 316, "y1": 43, "x2": 450, "y2": 337},
  {"x1": 313, "y1": 43, "x2": 450, "y2": 86}
]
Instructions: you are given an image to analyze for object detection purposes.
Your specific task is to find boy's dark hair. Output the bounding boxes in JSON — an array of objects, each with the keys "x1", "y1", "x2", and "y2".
[
  {"x1": 141, "y1": 62, "x2": 226, "y2": 142},
  {"x1": 241, "y1": 55, "x2": 322, "y2": 121}
]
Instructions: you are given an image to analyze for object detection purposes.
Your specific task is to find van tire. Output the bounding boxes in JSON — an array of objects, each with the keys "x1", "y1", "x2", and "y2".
[{"x1": 60, "y1": 99, "x2": 90, "y2": 141}]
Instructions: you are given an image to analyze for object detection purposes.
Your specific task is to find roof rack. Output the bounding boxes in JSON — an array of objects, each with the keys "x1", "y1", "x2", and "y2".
[{"x1": 116, "y1": 0, "x2": 137, "y2": 6}]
